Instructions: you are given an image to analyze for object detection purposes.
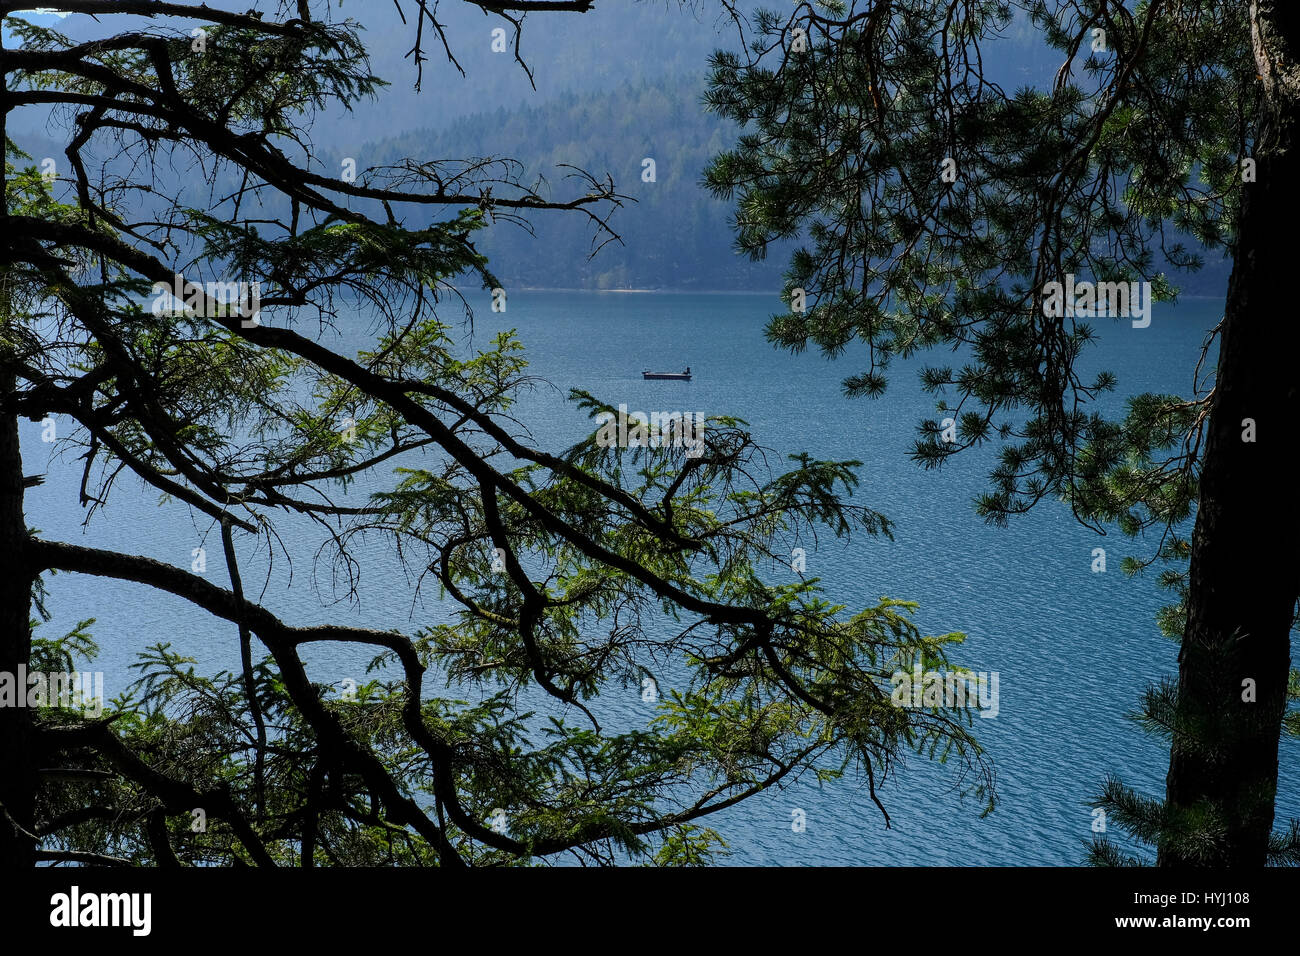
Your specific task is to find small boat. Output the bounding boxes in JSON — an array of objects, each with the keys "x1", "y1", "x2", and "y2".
[{"x1": 643, "y1": 366, "x2": 691, "y2": 381}]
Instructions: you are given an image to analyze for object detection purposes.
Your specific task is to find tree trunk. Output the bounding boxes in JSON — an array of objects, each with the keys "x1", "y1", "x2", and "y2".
[
  {"x1": 1160, "y1": 0, "x2": 1300, "y2": 868},
  {"x1": 0, "y1": 372, "x2": 35, "y2": 869}
]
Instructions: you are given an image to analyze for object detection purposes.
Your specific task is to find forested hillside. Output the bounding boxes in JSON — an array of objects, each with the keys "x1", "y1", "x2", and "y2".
[
  {"x1": 368, "y1": 78, "x2": 789, "y2": 290},
  {"x1": 363, "y1": 74, "x2": 1234, "y2": 294}
]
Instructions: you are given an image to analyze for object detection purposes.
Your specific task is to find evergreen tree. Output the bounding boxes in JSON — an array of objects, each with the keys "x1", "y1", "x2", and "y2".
[{"x1": 704, "y1": 0, "x2": 1299, "y2": 865}]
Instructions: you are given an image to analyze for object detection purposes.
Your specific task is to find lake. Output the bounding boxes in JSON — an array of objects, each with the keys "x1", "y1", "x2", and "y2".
[{"x1": 22, "y1": 290, "x2": 1299, "y2": 865}]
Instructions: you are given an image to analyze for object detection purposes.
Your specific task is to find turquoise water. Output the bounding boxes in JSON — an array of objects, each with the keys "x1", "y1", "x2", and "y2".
[{"x1": 22, "y1": 290, "x2": 1299, "y2": 865}]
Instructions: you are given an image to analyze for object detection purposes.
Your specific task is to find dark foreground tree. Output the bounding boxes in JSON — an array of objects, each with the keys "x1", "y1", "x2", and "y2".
[
  {"x1": 705, "y1": 0, "x2": 1298, "y2": 865},
  {"x1": 0, "y1": 1, "x2": 992, "y2": 867}
]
